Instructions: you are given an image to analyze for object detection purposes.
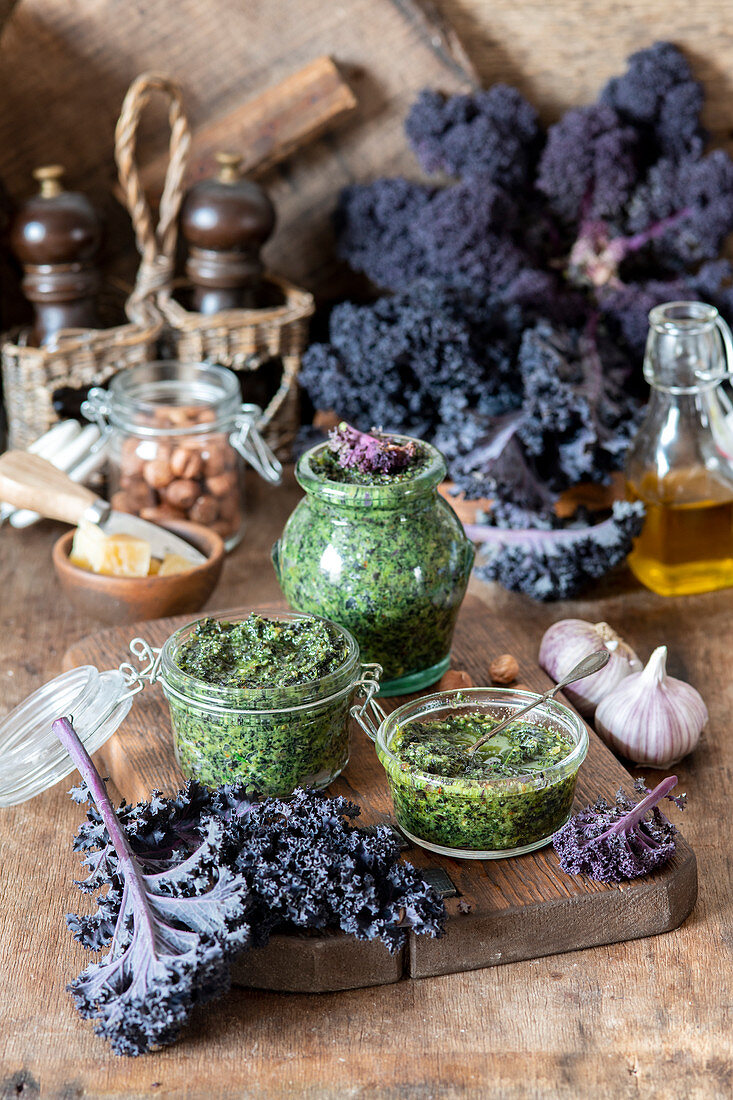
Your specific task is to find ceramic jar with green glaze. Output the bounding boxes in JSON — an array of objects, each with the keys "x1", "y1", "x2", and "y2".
[{"x1": 272, "y1": 437, "x2": 475, "y2": 696}]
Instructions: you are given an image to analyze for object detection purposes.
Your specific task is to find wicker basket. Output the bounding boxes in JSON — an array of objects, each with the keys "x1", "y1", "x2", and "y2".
[
  {"x1": 158, "y1": 275, "x2": 314, "y2": 457},
  {"x1": 1, "y1": 73, "x2": 190, "y2": 452}
]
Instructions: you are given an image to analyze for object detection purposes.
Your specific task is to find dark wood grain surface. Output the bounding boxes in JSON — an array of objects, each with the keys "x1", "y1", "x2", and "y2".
[
  {"x1": 62, "y1": 597, "x2": 697, "y2": 992},
  {"x1": 0, "y1": 468, "x2": 730, "y2": 1097}
]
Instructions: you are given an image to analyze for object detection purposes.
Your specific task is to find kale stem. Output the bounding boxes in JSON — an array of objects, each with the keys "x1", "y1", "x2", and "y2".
[
  {"x1": 619, "y1": 209, "x2": 691, "y2": 254},
  {"x1": 53, "y1": 717, "x2": 158, "y2": 954},
  {"x1": 607, "y1": 776, "x2": 678, "y2": 836}
]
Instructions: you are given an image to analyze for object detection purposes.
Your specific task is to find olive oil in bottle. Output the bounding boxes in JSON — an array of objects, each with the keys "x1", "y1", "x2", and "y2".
[
  {"x1": 626, "y1": 472, "x2": 733, "y2": 596},
  {"x1": 625, "y1": 301, "x2": 733, "y2": 597}
]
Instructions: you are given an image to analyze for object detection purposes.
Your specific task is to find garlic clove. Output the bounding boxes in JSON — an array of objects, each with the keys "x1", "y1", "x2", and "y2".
[
  {"x1": 538, "y1": 618, "x2": 642, "y2": 717},
  {"x1": 595, "y1": 646, "x2": 708, "y2": 768}
]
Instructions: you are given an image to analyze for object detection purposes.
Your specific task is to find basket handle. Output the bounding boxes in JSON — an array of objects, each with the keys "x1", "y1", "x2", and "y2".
[{"x1": 115, "y1": 72, "x2": 191, "y2": 324}]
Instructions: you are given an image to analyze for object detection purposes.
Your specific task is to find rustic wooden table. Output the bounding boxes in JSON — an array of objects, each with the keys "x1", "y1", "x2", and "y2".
[{"x1": 0, "y1": 471, "x2": 730, "y2": 1099}]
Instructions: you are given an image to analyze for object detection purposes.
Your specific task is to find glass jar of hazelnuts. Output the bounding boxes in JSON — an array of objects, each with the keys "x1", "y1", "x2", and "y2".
[{"x1": 82, "y1": 361, "x2": 282, "y2": 550}]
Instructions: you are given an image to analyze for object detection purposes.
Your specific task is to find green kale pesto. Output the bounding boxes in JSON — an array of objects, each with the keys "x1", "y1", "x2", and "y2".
[
  {"x1": 274, "y1": 439, "x2": 475, "y2": 694},
  {"x1": 175, "y1": 613, "x2": 349, "y2": 688},
  {"x1": 382, "y1": 711, "x2": 579, "y2": 853},
  {"x1": 166, "y1": 614, "x2": 356, "y2": 797},
  {"x1": 310, "y1": 443, "x2": 430, "y2": 486}
]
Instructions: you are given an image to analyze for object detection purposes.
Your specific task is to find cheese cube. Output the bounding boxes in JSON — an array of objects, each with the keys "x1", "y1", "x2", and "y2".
[
  {"x1": 158, "y1": 553, "x2": 194, "y2": 576},
  {"x1": 71, "y1": 521, "x2": 151, "y2": 577}
]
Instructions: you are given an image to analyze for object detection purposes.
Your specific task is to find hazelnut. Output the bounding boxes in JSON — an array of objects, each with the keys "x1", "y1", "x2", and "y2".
[
  {"x1": 211, "y1": 519, "x2": 236, "y2": 538},
  {"x1": 167, "y1": 405, "x2": 198, "y2": 428},
  {"x1": 217, "y1": 492, "x2": 242, "y2": 522},
  {"x1": 143, "y1": 456, "x2": 173, "y2": 489},
  {"x1": 489, "y1": 654, "x2": 519, "y2": 685},
  {"x1": 120, "y1": 437, "x2": 145, "y2": 475},
  {"x1": 206, "y1": 471, "x2": 237, "y2": 498},
  {"x1": 110, "y1": 490, "x2": 137, "y2": 515},
  {"x1": 164, "y1": 478, "x2": 200, "y2": 510},
  {"x1": 170, "y1": 446, "x2": 204, "y2": 480},
  {"x1": 203, "y1": 440, "x2": 230, "y2": 477},
  {"x1": 438, "y1": 669, "x2": 475, "y2": 691},
  {"x1": 115, "y1": 478, "x2": 153, "y2": 510},
  {"x1": 189, "y1": 494, "x2": 219, "y2": 525}
]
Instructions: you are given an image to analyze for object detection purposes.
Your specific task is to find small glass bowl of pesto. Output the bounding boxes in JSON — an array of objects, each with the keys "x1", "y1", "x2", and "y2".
[
  {"x1": 371, "y1": 688, "x2": 588, "y2": 859},
  {"x1": 272, "y1": 434, "x2": 475, "y2": 697},
  {"x1": 158, "y1": 610, "x2": 380, "y2": 796}
]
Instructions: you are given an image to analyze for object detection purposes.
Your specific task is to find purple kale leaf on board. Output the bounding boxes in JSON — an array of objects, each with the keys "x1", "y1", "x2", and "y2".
[{"x1": 553, "y1": 775, "x2": 685, "y2": 882}]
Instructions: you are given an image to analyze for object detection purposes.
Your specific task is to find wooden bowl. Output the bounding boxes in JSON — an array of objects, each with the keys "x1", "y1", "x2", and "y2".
[{"x1": 52, "y1": 518, "x2": 225, "y2": 624}]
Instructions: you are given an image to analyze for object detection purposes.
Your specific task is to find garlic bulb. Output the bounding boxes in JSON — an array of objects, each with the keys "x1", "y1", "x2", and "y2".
[
  {"x1": 595, "y1": 646, "x2": 707, "y2": 767},
  {"x1": 538, "y1": 619, "x2": 642, "y2": 717}
]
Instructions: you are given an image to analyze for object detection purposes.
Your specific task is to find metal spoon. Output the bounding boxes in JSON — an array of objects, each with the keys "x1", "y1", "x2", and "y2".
[{"x1": 467, "y1": 649, "x2": 610, "y2": 754}]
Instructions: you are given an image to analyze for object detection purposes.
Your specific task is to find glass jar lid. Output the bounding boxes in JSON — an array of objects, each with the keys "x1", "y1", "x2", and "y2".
[
  {"x1": 0, "y1": 638, "x2": 164, "y2": 808},
  {"x1": 0, "y1": 665, "x2": 133, "y2": 807}
]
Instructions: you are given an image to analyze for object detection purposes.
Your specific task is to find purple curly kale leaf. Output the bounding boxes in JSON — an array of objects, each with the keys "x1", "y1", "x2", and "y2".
[
  {"x1": 222, "y1": 789, "x2": 446, "y2": 953},
  {"x1": 553, "y1": 774, "x2": 685, "y2": 882},
  {"x1": 299, "y1": 280, "x2": 523, "y2": 443},
  {"x1": 597, "y1": 276, "x2": 697, "y2": 354},
  {"x1": 599, "y1": 40, "x2": 705, "y2": 159},
  {"x1": 405, "y1": 85, "x2": 541, "y2": 187},
  {"x1": 336, "y1": 177, "x2": 529, "y2": 293},
  {"x1": 465, "y1": 501, "x2": 646, "y2": 600},
  {"x1": 531, "y1": 43, "x2": 733, "y2": 291},
  {"x1": 622, "y1": 150, "x2": 733, "y2": 270},
  {"x1": 446, "y1": 319, "x2": 640, "y2": 506},
  {"x1": 335, "y1": 177, "x2": 435, "y2": 292},
  {"x1": 55, "y1": 719, "x2": 250, "y2": 1057},
  {"x1": 328, "y1": 422, "x2": 418, "y2": 475},
  {"x1": 67, "y1": 778, "x2": 445, "y2": 1001},
  {"x1": 321, "y1": 42, "x2": 733, "y2": 600},
  {"x1": 537, "y1": 104, "x2": 640, "y2": 226}
]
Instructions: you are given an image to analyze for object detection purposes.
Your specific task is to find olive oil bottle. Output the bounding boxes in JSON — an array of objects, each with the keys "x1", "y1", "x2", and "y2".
[{"x1": 625, "y1": 302, "x2": 733, "y2": 596}]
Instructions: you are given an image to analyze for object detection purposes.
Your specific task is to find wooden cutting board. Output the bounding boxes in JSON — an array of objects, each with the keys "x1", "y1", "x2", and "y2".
[{"x1": 63, "y1": 596, "x2": 697, "y2": 993}]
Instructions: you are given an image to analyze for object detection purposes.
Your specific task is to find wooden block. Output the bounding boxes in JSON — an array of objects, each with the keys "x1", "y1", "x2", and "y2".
[
  {"x1": 232, "y1": 932, "x2": 404, "y2": 992},
  {"x1": 63, "y1": 595, "x2": 697, "y2": 992},
  {"x1": 133, "y1": 56, "x2": 358, "y2": 199}
]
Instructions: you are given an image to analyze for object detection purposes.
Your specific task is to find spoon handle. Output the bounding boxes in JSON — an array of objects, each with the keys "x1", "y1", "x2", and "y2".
[{"x1": 467, "y1": 649, "x2": 609, "y2": 754}]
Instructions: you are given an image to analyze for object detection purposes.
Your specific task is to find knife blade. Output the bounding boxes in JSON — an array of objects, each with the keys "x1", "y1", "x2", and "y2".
[{"x1": 0, "y1": 451, "x2": 206, "y2": 565}]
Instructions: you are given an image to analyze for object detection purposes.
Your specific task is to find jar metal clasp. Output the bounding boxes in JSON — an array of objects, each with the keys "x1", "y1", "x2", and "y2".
[
  {"x1": 231, "y1": 403, "x2": 283, "y2": 484},
  {"x1": 79, "y1": 385, "x2": 115, "y2": 454},
  {"x1": 351, "y1": 663, "x2": 386, "y2": 742},
  {"x1": 117, "y1": 637, "x2": 163, "y2": 701}
]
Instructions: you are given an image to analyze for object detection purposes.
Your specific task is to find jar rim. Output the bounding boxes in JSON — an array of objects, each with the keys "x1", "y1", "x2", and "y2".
[
  {"x1": 106, "y1": 360, "x2": 242, "y2": 436},
  {"x1": 295, "y1": 435, "x2": 446, "y2": 506},
  {"x1": 159, "y1": 608, "x2": 361, "y2": 712},
  {"x1": 375, "y1": 687, "x2": 589, "y2": 789},
  {"x1": 648, "y1": 300, "x2": 719, "y2": 336}
]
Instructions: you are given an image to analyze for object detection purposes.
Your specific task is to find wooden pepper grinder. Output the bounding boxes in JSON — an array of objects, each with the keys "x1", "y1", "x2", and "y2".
[
  {"x1": 9, "y1": 165, "x2": 101, "y2": 346},
  {"x1": 180, "y1": 152, "x2": 276, "y2": 314}
]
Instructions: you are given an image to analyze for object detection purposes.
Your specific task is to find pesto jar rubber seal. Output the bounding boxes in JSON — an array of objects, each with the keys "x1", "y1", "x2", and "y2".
[
  {"x1": 272, "y1": 436, "x2": 475, "y2": 697},
  {"x1": 368, "y1": 687, "x2": 588, "y2": 859},
  {"x1": 158, "y1": 609, "x2": 379, "y2": 796}
]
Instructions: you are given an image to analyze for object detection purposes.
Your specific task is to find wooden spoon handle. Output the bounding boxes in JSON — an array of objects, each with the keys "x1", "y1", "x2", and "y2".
[{"x1": 0, "y1": 451, "x2": 100, "y2": 525}]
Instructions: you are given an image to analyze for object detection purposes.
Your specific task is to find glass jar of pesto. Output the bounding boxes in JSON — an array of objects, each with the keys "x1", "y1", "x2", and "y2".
[
  {"x1": 158, "y1": 610, "x2": 380, "y2": 796},
  {"x1": 272, "y1": 436, "x2": 475, "y2": 696},
  {"x1": 361, "y1": 687, "x2": 588, "y2": 859}
]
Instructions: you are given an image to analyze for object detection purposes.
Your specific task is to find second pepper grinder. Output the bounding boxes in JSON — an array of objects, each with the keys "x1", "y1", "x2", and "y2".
[
  {"x1": 9, "y1": 165, "x2": 101, "y2": 346},
  {"x1": 180, "y1": 152, "x2": 276, "y2": 315}
]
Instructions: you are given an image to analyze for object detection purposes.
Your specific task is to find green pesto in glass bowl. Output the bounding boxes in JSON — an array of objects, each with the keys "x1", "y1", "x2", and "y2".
[
  {"x1": 375, "y1": 688, "x2": 588, "y2": 859},
  {"x1": 159, "y1": 609, "x2": 367, "y2": 796},
  {"x1": 272, "y1": 436, "x2": 475, "y2": 696}
]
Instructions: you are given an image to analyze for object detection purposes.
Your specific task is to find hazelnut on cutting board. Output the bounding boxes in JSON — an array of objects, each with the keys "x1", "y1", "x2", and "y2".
[
  {"x1": 489, "y1": 654, "x2": 520, "y2": 684},
  {"x1": 437, "y1": 668, "x2": 475, "y2": 691}
]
